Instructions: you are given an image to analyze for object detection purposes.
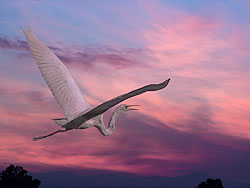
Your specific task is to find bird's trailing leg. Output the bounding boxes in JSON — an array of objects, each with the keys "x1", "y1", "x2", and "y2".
[{"x1": 33, "y1": 129, "x2": 71, "y2": 141}]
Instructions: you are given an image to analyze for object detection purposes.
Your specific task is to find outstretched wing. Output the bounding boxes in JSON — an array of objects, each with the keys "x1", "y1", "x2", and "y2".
[
  {"x1": 63, "y1": 79, "x2": 170, "y2": 129},
  {"x1": 24, "y1": 30, "x2": 90, "y2": 119}
]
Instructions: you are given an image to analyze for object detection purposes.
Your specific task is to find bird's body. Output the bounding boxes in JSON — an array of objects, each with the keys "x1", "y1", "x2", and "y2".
[{"x1": 23, "y1": 29, "x2": 170, "y2": 141}]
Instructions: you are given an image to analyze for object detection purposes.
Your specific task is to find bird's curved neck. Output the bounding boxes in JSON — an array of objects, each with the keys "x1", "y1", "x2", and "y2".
[{"x1": 96, "y1": 108, "x2": 122, "y2": 136}]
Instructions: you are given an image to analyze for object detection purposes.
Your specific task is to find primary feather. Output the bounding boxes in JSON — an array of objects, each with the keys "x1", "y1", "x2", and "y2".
[{"x1": 24, "y1": 30, "x2": 90, "y2": 120}]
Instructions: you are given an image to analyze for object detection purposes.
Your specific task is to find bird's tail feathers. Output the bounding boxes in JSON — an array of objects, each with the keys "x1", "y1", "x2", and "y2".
[{"x1": 52, "y1": 118, "x2": 68, "y2": 127}]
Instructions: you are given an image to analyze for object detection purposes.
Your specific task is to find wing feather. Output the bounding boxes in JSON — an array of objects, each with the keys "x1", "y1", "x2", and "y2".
[
  {"x1": 63, "y1": 79, "x2": 170, "y2": 129},
  {"x1": 24, "y1": 30, "x2": 90, "y2": 119}
]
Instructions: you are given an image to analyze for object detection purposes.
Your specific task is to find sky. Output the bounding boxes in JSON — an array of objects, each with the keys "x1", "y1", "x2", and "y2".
[{"x1": 0, "y1": 0, "x2": 250, "y2": 183}]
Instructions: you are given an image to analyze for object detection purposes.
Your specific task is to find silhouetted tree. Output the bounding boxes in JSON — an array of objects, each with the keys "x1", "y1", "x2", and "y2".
[
  {"x1": 195, "y1": 178, "x2": 223, "y2": 188},
  {"x1": 0, "y1": 164, "x2": 40, "y2": 188}
]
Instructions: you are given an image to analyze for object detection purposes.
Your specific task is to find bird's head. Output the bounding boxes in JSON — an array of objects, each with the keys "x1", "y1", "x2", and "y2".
[{"x1": 118, "y1": 104, "x2": 140, "y2": 113}]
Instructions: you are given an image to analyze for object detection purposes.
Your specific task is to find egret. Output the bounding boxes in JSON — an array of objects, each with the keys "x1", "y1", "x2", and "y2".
[{"x1": 23, "y1": 29, "x2": 170, "y2": 141}]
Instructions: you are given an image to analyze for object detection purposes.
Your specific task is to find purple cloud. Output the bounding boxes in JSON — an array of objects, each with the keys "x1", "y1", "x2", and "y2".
[
  {"x1": 0, "y1": 34, "x2": 150, "y2": 70},
  {"x1": 0, "y1": 34, "x2": 28, "y2": 51}
]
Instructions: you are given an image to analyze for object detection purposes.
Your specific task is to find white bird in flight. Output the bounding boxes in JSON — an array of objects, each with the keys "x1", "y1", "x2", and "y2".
[{"x1": 23, "y1": 29, "x2": 170, "y2": 141}]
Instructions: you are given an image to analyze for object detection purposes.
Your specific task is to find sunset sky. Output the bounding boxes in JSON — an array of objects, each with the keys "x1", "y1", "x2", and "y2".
[{"x1": 0, "y1": 0, "x2": 250, "y2": 183}]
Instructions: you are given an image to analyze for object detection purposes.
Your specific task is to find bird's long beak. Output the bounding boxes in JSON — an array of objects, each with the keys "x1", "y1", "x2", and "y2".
[{"x1": 126, "y1": 105, "x2": 140, "y2": 111}]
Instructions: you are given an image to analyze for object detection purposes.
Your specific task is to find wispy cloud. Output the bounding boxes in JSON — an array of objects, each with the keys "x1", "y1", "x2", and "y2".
[
  {"x1": 0, "y1": 34, "x2": 150, "y2": 70},
  {"x1": 0, "y1": 33, "x2": 28, "y2": 51}
]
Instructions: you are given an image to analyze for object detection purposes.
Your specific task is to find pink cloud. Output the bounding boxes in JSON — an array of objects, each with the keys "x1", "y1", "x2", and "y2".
[{"x1": 138, "y1": 7, "x2": 250, "y2": 138}]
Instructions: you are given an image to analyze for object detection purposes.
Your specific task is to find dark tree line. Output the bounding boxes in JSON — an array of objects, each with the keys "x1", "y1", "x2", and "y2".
[
  {"x1": 0, "y1": 164, "x2": 40, "y2": 188},
  {"x1": 0, "y1": 164, "x2": 223, "y2": 188},
  {"x1": 196, "y1": 178, "x2": 223, "y2": 188}
]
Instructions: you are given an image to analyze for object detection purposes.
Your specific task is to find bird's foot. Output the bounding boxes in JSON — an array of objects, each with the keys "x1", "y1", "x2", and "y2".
[{"x1": 33, "y1": 136, "x2": 45, "y2": 141}]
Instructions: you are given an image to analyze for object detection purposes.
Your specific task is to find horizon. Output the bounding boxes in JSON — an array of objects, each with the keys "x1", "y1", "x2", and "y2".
[
  {"x1": 0, "y1": 0, "x2": 250, "y2": 185},
  {"x1": 0, "y1": 165, "x2": 237, "y2": 188},
  {"x1": 0, "y1": 165, "x2": 245, "y2": 188}
]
